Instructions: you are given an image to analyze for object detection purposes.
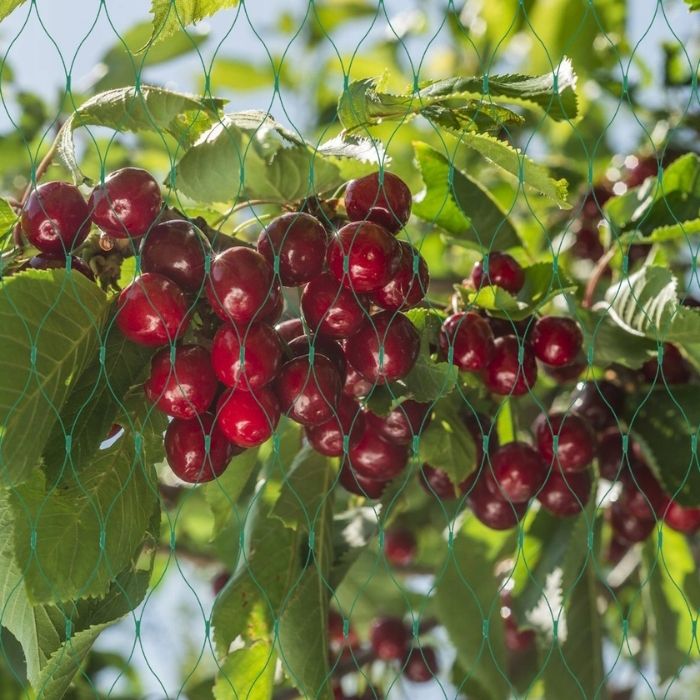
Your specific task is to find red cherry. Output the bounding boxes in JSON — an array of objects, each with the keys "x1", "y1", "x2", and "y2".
[
  {"x1": 344, "y1": 171, "x2": 412, "y2": 233},
  {"x1": 542, "y1": 355, "x2": 586, "y2": 383},
  {"x1": 488, "y1": 442, "x2": 547, "y2": 503},
  {"x1": 327, "y1": 221, "x2": 402, "y2": 293},
  {"x1": 139, "y1": 219, "x2": 210, "y2": 292},
  {"x1": 486, "y1": 314, "x2": 532, "y2": 341},
  {"x1": 258, "y1": 281, "x2": 284, "y2": 324},
  {"x1": 144, "y1": 345, "x2": 217, "y2": 419},
  {"x1": 469, "y1": 476, "x2": 527, "y2": 529},
  {"x1": 275, "y1": 354, "x2": 342, "y2": 426},
  {"x1": 420, "y1": 464, "x2": 459, "y2": 500},
  {"x1": 372, "y1": 241, "x2": 429, "y2": 311},
  {"x1": 22, "y1": 181, "x2": 91, "y2": 254},
  {"x1": 471, "y1": 252, "x2": 524, "y2": 294},
  {"x1": 216, "y1": 386, "x2": 280, "y2": 447},
  {"x1": 116, "y1": 272, "x2": 189, "y2": 346},
  {"x1": 664, "y1": 501, "x2": 700, "y2": 534},
  {"x1": 504, "y1": 617, "x2": 536, "y2": 652},
  {"x1": 403, "y1": 646, "x2": 438, "y2": 683},
  {"x1": 206, "y1": 247, "x2": 275, "y2": 324},
  {"x1": 642, "y1": 343, "x2": 690, "y2": 384},
  {"x1": 257, "y1": 212, "x2": 329, "y2": 286},
  {"x1": 610, "y1": 501, "x2": 655, "y2": 544},
  {"x1": 344, "y1": 311, "x2": 420, "y2": 384},
  {"x1": 571, "y1": 226, "x2": 604, "y2": 261},
  {"x1": 620, "y1": 466, "x2": 669, "y2": 520},
  {"x1": 305, "y1": 395, "x2": 365, "y2": 457},
  {"x1": 348, "y1": 430, "x2": 409, "y2": 480},
  {"x1": 22, "y1": 252, "x2": 94, "y2": 280},
  {"x1": 211, "y1": 322, "x2": 283, "y2": 389},
  {"x1": 164, "y1": 413, "x2": 236, "y2": 483},
  {"x1": 328, "y1": 609, "x2": 359, "y2": 651},
  {"x1": 275, "y1": 318, "x2": 305, "y2": 343},
  {"x1": 338, "y1": 461, "x2": 390, "y2": 498},
  {"x1": 366, "y1": 400, "x2": 432, "y2": 446},
  {"x1": 343, "y1": 362, "x2": 373, "y2": 398},
  {"x1": 384, "y1": 528, "x2": 417, "y2": 567},
  {"x1": 286, "y1": 335, "x2": 346, "y2": 379},
  {"x1": 534, "y1": 412, "x2": 595, "y2": 472},
  {"x1": 606, "y1": 534, "x2": 631, "y2": 565},
  {"x1": 88, "y1": 167, "x2": 161, "y2": 239},
  {"x1": 538, "y1": 470, "x2": 592, "y2": 517},
  {"x1": 531, "y1": 316, "x2": 583, "y2": 367},
  {"x1": 483, "y1": 336, "x2": 537, "y2": 395},
  {"x1": 597, "y1": 428, "x2": 626, "y2": 481},
  {"x1": 370, "y1": 617, "x2": 409, "y2": 660},
  {"x1": 301, "y1": 272, "x2": 369, "y2": 339},
  {"x1": 212, "y1": 570, "x2": 230, "y2": 594},
  {"x1": 439, "y1": 312, "x2": 495, "y2": 371},
  {"x1": 570, "y1": 380, "x2": 625, "y2": 430}
]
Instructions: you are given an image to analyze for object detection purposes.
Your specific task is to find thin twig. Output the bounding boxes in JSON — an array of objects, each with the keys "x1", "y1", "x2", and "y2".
[{"x1": 582, "y1": 247, "x2": 617, "y2": 309}]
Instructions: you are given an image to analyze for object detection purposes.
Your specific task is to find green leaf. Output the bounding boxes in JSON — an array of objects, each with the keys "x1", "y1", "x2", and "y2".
[
  {"x1": 0, "y1": 198, "x2": 17, "y2": 237},
  {"x1": 684, "y1": 0, "x2": 700, "y2": 10},
  {"x1": 460, "y1": 261, "x2": 576, "y2": 320},
  {"x1": 172, "y1": 111, "x2": 382, "y2": 203},
  {"x1": 213, "y1": 642, "x2": 275, "y2": 700},
  {"x1": 57, "y1": 85, "x2": 225, "y2": 182},
  {"x1": 148, "y1": 0, "x2": 238, "y2": 46},
  {"x1": 0, "y1": 270, "x2": 108, "y2": 487},
  {"x1": 412, "y1": 142, "x2": 521, "y2": 249},
  {"x1": 0, "y1": 0, "x2": 26, "y2": 21},
  {"x1": 626, "y1": 387, "x2": 700, "y2": 506}
]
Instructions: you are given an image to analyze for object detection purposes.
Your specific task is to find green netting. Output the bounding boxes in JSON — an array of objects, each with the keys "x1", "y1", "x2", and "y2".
[{"x1": 1, "y1": 1, "x2": 700, "y2": 699}]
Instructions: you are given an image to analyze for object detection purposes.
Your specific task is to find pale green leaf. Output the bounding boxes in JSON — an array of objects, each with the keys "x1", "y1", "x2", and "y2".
[{"x1": 149, "y1": 0, "x2": 238, "y2": 46}]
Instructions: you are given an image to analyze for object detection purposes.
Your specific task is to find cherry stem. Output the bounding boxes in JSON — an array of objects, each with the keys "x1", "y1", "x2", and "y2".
[{"x1": 582, "y1": 246, "x2": 617, "y2": 309}]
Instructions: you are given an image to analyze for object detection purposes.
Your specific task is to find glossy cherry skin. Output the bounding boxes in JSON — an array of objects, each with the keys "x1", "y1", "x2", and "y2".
[
  {"x1": 327, "y1": 221, "x2": 402, "y2": 293},
  {"x1": 366, "y1": 400, "x2": 432, "y2": 446},
  {"x1": 144, "y1": 345, "x2": 217, "y2": 419},
  {"x1": 211, "y1": 322, "x2": 283, "y2": 389},
  {"x1": 471, "y1": 252, "x2": 525, "y2": 294},
  {"x1": 342, "y1": 362, "x2": 373, "y2": 399},
  {"x1": 420, "y1": 464, "x2": 459, "y2": 500},
  {"x1": 469, "y1": 476, "x2": 527, "y2": 529},
  {"x1": 384, "y1": 528, "x2": 417, "y2": 567},
  {"x1": 286, "y1": 335, "x2": 346, "y2": 379},
  {"x1": 22, "y1": 181, "x2": 91, "y2": 254},
  {"x1": 538, "y1": 470, "x2": 592, "y2": 517},
  {"x1": 275, "y1": 318, "x2": 305, "y2": 343},
  {"x1": 258, "y1": 281, "x2": 284, "y2": 323},
  {"x1": 621, "y1": 465, "x2": 669, "y2": 520},
  {"x1": 206, "y1": 247, "x2": 276, "y2": 324},
  {"x1": 301, "y1": 272, "x2": 369, "y2": 339},
  {"x1": 275, "y1": 354, "x2": 342, "y2": 426},
  {"x1": 370, "y1": 617, "x2": 409, "y2": 660},
  {"x1": 610, "y1": 501, "x2": 655, "y2": 544},
  {"x1": 642, "y1": 343, "x2": 690, "y2": 384},
  {"x1": 534, "y1": 412, "x2": 595, "y2": 473},
  {"x1": 22, "y1": 253, "x2": 94, "y2": 280},
  {"x1": 139, "y1": 219, "x2": 210, "y2": 292},
  {"x1": 531, "y1": 316, "x2": 583, "y2": 367},
  {"x1": 372, "y1": 241, "x2": 428, "y2": 311},
  {"x1": 216, "y1": 386, "x2": 280, "y2": 448},
  {"x1": 164, "y1": 413, "x2": 236, "y2": 483},
  {"x1": 664, "y1": 501, "x2": 700, "y2": 534},
  {"x1": 403, "y1": 647, "x2": 438, "y2": 683},
  {"x1": 488, "y1": 442, "x2": 546, "y2": 503},
  {"x1": 345, "y1": 171, "x2": 412, "y2": 233},
  {"x1": 305, "y1": 395, "x2": 365, "y2": 456},
  {"x1": 570, "y1": 380, "x2": 625, "y2": 430},
  {"x1": 257, "y1": 212, "x2": 329, "y2": 286},
  {"x1": 439, "y1": 312, "x2": 495, "y2": 371},
  {"x1": 89, "y1": 167, "x2": 161, "y2": 238},
  {"x1": 345, "y1": 311, "x2": 420, "y2": 384},
  {"x1": 116, "y1": 272, "x2": 189, "y2": 346},
  {"x1": 597, "y1": 428, "x2": 627, "y2": 481},
  {"x1": 348, "y1": 430, "x2": 409, "y2": 480},
  {"x1": 483, "y1": 336, "x2": 537, "y2": 396},
  {"x1": 338, "y1": 461, "x2": 389, "y2": 498}
]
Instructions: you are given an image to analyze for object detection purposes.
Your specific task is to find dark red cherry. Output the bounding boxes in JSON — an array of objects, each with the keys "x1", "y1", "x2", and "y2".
[
  {"x1": 486, "y1": 314, "x2": 532, "y2": 341},
  {"x1": 370, "y1": 617, "x2": 409, "y2": 660},
  {"x1": 139, "y1": 219, "x2": 210, "y2": 292},
  {"x1": 211, "y1": 322, "x2": 283, "y2": 390},
  {"x1": 305, "y1": 395, "x2": 365, "y2": 456},
  {"x1": 597, "y1": 428, "x2": 626, "y2": 481},
  {"x1": 664, "y1": 501, "x2": 700, "y2": 534},
  {"x1": 543, "y1": 355, "x2": 586, "y2": 383},
  {"x1": 212, "y1": 571, "x2": 231, "y2": 595},
  {"x1": 327, "y1": 221, "x2": 402, "y2": 293},
  {"x1": 571, "y1": 226, "x2": 604, "y2": 261},
  {"x1": 275, "y1": 354, "x2": 342, "y2": 426},
  {"x1": 366, "y1": 400, "x2": 432, "y2": 446},
  {"x1": 338, "y1": 461, "x2": 389, "y2": 498},
  {"x1": 328, "y1": 610, "x2": 359, "y2": 652},
  {"x1": 384, "y1": 528, "x2": 417, "y2": 567},
  {"x1": 257, "y1": 212, "x2": 329, "y2": 286},
  {"x1": 348, "y1": 430, "x2": 409, "y2": 480},
  {"x1": 469, "y1": 477, "x2": 527, "y2": 529},
  {"x1": 344, "y1": 171, "x2": 412, "y2": 233},
  {"x1": 206, "y1": 247, "x2": 275, "y2": 324},
  {"x1": 216, "y1": 386, "x2": 280, "y2": 447},
  {"x1": 22, "y1": 181, "x2": 91, "y2": 254},
  {"x1": 570, "y1": 380, "x2": 625, "y2": 430},
  {"x1": 403, "y1": 647, "x2": 438, "y2": 683},
  {"x1": 439, "y1": 312, "x2": 495, "y2": 371},
  {"x1": 420, "y1": 464, "x2": 459, "y2": 500},
  {"x1": 275, "y1": 318, "x2": 305, "y2": 343},
  {"x1": 483, "y1": 336, "x2": 537, "y2": 395},
  {"x1": 164, "y1": 413, "x2": 235, "y2": 483},
  {"x1": 471, "y1": 252, "x2": 524, "y2": 294},
  {"x1": 144, "y1": 345, "x2": 217, "y2": 419},
  {"x1": 620, "y1": 465, "x2": 669, "y2": 520},
  {"x1": 488, "y1": 442, "x2": 546, "y2": 503},
  {"x1": 531, "y1": 316, "x2": 583, "y2": 367},
  {"x1": 286, "y1": 335, "x2": 346, "y2": 380},
  {"x1": 89, "y1": 167, "x2": 161, "y2": 238},
  {"x1": 344, "y1": 311, "x2": 420, "y2": 384},
  {"x1": 610, "y1": 501, "x2": 655, "y2": 544},
  {"x1": 258, "y1": 281, "x2": 284, "y2": 323},
  {"x1": 534, "y1": 412, "x2": 595, "y2": 472},
  {"x1": 301, "y1": 272, "x2": 369, "y2": 339},
  {"x1": 504, "y1": 616, "x2": 536, "y2": 652},
  {"x1": 22, "y1": 252, "x2": 94, "y2": 280},
  {"x1": 606, "y1": 534, "x2": 631, "y2": 565},
  {"x1": 116, "y1": 272, "x2": 189, "y2": 346},
  {"x1": 372, "y1": 241, "x2": 428, "y2": 311},
  {"x1": 642, "y1": 343, "x2": 690, "y2": 384},
  {"x1": 538, "y1": 470, "x2": 592, "y2": 517},
  {"x1": 343, "y1": 362, "x2": 373, "y2": 399}
]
